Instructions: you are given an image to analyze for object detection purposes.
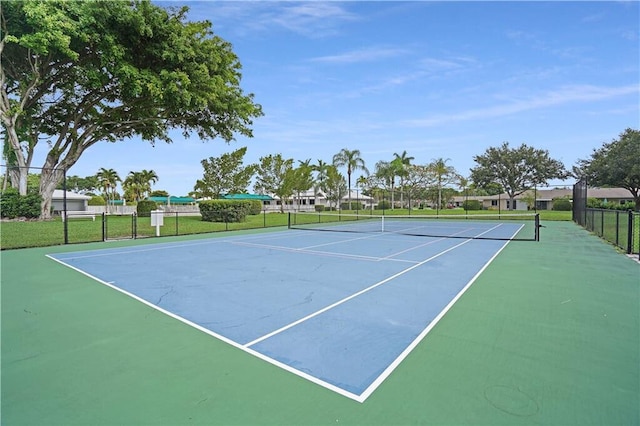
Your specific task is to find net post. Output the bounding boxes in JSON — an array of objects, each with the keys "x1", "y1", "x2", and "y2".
[
  {"x1": 381, "y1": 216, "x2": 385, "y2": 233},
  {"x1": 535, "y1": 213, "x2": 540, "y2": 241},
  {"x1": 288, "y1": 212, "x2": 291, "y2": 229}
]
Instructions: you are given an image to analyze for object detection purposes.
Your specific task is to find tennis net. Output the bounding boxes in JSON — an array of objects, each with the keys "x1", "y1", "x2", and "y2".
[{"x1": 288, "y1": 212, "x2": 540, "y2": 241}]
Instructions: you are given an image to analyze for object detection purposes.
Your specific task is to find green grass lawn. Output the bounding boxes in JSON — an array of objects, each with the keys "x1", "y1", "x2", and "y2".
[{"x1": 0, "y1": 209, "x2": 571, "y2": 250}]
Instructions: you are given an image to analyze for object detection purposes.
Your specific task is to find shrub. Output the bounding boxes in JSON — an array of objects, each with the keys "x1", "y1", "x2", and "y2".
[
  {"x1": 248, "y1": 200, "x2": 263, "y2": 215},
  {"x1": 462, "y1": 200, "x2": 482, "y2": 211},
  {"x1": 199, "y1": 200, "x2": 252, "y2": 222},
  {"x1": 0, "y1": 188, "x2": 42, "y2": 219},
  {"x1": 552, "y1": 198, "x2": 572, "y2": 211},
  {"x1": 314, "y1": 205, "x2": 325, "y2": 212},
  {"x1": 137, "y1": 200, "x2": 158, "y2": 217},
  {"x1": 377, "y1": 200, "x2": 391, "y2": 210},
  {"x1": 88, "y1": 195, "x2": 106, "y2": 206},
  {"x1": 340, "y1": 202, "x2": 363, "y2": 210}
]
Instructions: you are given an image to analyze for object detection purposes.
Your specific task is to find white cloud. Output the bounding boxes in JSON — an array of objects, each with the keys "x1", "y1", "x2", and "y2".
[
  {"x1": 197, "y1": 2, "x2": 358, "y2": 38},
  {"x1": 404, "y1": 84, "x2": 640, "y2": 127},
  {"x1": 310, "y1": 46, "x2": 408, "y2": 64}
]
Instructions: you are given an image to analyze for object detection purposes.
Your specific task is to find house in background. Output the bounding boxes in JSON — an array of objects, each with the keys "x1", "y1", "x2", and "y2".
[
  {"x1": 51, "y1": 190, "x2": 91, "y2": 214},
  {"x1": 451, "y1": 187, "x2": 634, "y2": 211},
  {"x1": 259, "y1": 189, "x2": 376, "y2": 212}
]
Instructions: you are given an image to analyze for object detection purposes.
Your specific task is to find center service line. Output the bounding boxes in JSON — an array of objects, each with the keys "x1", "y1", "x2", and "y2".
[{"x1": 242, "y1": 226, "x2": 500, "y2": 349}]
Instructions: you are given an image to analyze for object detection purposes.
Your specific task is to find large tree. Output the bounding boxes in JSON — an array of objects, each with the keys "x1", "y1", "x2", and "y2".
[
  {"x1": 576, "y1": 128, "x2": 640, "y2": 210},
  {"x1": 291, "y1": 160, "x2": 314, "y2": 210},
  {"x1": 194, "y1": 147, "x2": 256, "y2": 199},
  {"x1": 254, "y1": 154, "x2": 295, "y2": 213},
  {"x1": 321, "y1": 165, "x2": 347, "y2": 210},
  {"x1": 1, "y1": 0, "x2": 262, "y2": 218},
  {"x1": 332, "y1": 148, "x2": 368, "y2": 207},
  {"x1": 373, "y1": 160, "x2": 397, "y2": 208},
  {"x1": 471, "y1": 142, "x2": 567, "y2": 210}
]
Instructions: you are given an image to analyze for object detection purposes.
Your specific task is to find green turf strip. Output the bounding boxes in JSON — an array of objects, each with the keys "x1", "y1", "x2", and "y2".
[{"x1": 1, "y1": 222, "x2": 638, "y2": 425}]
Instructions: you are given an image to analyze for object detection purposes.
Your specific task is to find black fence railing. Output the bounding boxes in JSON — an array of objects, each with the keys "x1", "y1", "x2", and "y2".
[
  {"x1": 0, "y1": 211, "x2": 292, "y2": 250},
  {"x1": 572, "y1": 180, "x2": 639, "y2": 259},
  {"x1": 581, "y1": 209, "x2": 639, "y2": 258}
]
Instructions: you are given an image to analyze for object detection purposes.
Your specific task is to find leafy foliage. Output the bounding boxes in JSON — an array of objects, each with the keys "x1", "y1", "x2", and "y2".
[
  {"x1": 248, "y1": 200, "x2": 263, "y2": 215},
  {"x1": 0, "y1": 188, "x2": 42, "y2": 219},
  {"x1": 552, "y1": 198, "x2": 572, "y2": 211},
  {"x1": 254, "y1": 154, "x2": 295, "y2": 213},
  {"x1": 462, "y1": 200, "x2": 482, "y2": 211},
  {"x1": 199, "y1": 200, "x2": 252, "y2": 222},
  {"x1": 194, "y1": 147, "x2": 255, "y2": 199},
  {"x1": 577, "y1": 128, "x2": 640, "y2": 210},
  {"x1": 471, "y1": 142, "x2": 567, "y2": 210},
  {"x1": 1, "y1": 0, "x2": 262, "y2": 218},
  {"x1": 88, "y1": 195, "x2": 106, "y2": 206},
  {"x1": 123, "y1": 170, "x2": 158, "y2": 202},
  {"x1": 321, "y1": 165, "x2": 347, "y2": 209},
  {"x1": 333, "y1": 148, "x2": 368, "y2": 205},
  {"x1": 136, "y1": 200, "x2": 158, "y2": 217}
]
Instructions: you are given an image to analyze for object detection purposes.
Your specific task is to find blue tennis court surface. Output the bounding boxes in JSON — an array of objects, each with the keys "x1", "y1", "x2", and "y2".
[{"x1": 48, "y1": 224, "x2": 522, "y2": 402}]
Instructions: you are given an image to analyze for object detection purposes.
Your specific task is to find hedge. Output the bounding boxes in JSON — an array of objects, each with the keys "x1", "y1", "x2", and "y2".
[
  {"x1": 248, "y1": 200, "x2": 263, "y2": 215},
  {"x1": 199, "y1": 200, "x2": 252, "y2": 222},
  {"x1": 88, "y1": 195, "x2": 106, "y2": 206},
  {"x1": 0, "y1": 188, "x2": 42, "y2": 219},
  {"x1": 462, "y1": 199, "x2": 482, "y2": 211},
  {"x1": 137, "y1": 200, "x2": 158, "y2": 217},
  {"x1": 552, "y1": 198, "x2": 572, "y2": 211}
]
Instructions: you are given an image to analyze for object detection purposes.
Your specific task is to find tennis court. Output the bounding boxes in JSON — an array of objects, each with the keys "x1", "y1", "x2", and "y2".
[
  {"x1": 2, "y1": 219, "x2": 638, "y2": 425},
  {"x1": 47, "y1": 214, "x2": 529, "y2": 401}
]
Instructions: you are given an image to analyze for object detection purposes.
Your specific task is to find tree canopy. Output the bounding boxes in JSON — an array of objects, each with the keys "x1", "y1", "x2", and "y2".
[
  {"x1": 470, "y1": 142, "x2": 567, "y2": 210},
  {"x1": 576, "y1": 128, "x2": 640, "y2": 210},
  {"x1": 332, "y1": 148, "x2": 368, "y2": 205},
  {"x1": 194, "y1": 147, "x2": 256, "y2": 199},
  {"x1": 0, "y1": 0, "x2": 262, "y2": 218},
  {"x1": 253, "y1": 154, "x2": 295, "y2": 213}
]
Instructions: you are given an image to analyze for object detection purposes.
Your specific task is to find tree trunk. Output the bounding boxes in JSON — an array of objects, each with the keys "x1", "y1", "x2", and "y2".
[{"x1": 39, "y1": 167, "x2": 65, "y2": 220}]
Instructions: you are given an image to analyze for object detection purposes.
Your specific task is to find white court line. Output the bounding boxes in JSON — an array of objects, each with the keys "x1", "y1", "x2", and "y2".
[
  {"x1": 242, "y1": 224, "x2": 503, "y2": 349},
  {"x1": 48, "y1": 228, "x2": 320, "y2": 260},
  {"x1": 228, "y1": 240, "x2": 418, "y2": 264},
  {"x1": 47, "y1": 221, "x2": 523, "y2": 403},
  {"x1": 379, "y1": 226, "x2": 481, "y2": 260},
  {"x1": 358, "y1": 223, "x2": 524, "y2": 401}
]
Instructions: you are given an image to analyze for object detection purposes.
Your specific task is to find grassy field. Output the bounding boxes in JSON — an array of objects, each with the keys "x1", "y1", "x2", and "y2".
[{"x1": 0, "y1": 209, "x2": 571, "y2": 250}]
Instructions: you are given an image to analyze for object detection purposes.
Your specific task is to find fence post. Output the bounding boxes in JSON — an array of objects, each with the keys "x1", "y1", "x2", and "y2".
[
  {"x1": 615, "y1": 210, "x2": 620, "y2": 247},
  {"x1": 63, "y1": 168, "x2": 68, "y2": 244},
  {"x1": 627, "y1": 210, "x2": 633, "y2": 254},
  {"x1": 102, "y1": 213, "x2": 106, "y2": 241}
]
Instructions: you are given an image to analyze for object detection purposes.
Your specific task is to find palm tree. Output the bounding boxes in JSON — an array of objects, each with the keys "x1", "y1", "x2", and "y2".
[
  {"x1": 139, "y1": 169, "x2": 158, "y2": 198},
  {"x1": 392, "y1": 150, "x2": 414, "y2": 208},
  {"x1": 123, "y1": 172, "x2": 145, "y2": 202},
  {"x1": 96, "y1": 168, "x2": 121, "y2": 212},
  {"x1": 356, "y1": 175, "x2": 369, "y2": 211},
  {"x1": 294, "y1": 159, "x2": 313, "y2": 210},
  {"x1": 311, "y1": 159, "x2": 330, "y2": 207},
  {"x1": 332, "y1": 148, "x2": 368, "y2": 208},
  {"x1": 123, "y1": 169, "x2": 159, "y2": 202},
  {"x1": 429, "y1": 158, "x2": 457, "y2": 212}
]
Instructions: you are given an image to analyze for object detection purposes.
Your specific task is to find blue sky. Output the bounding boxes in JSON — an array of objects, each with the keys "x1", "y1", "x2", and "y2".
[{"x1": 49, "y1": 1, "x2": 639, "y2": 196}]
